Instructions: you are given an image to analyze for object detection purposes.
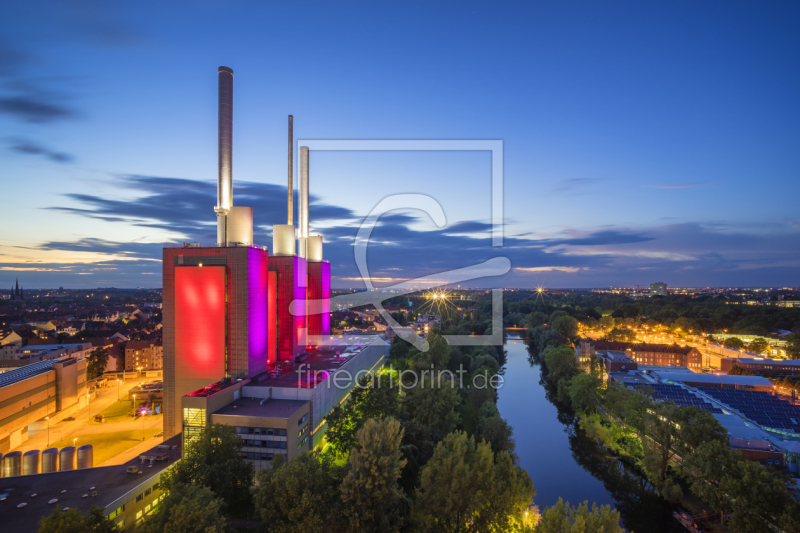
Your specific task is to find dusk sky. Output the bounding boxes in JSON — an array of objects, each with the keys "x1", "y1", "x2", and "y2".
[{"x1": 2, "y1": 1, "x2": 799, "y2": 289}]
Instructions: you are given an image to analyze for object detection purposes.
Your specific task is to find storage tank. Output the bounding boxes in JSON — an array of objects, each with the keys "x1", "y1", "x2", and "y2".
[
  {"x1": 77, "y1": 445, "x2": 93, "y2": 469},
  {"x1": 59, "y1": 447, "x2": 76, "y2": 471},
  {"x1": 41, "y1": 448, "x2": 59, "y2": 473},
  {"x1": 22, "y1": 450, "x2": 40, "y2": 475},
  {"x1": 3, "y1": 451, "x2": 22, "y2": 477},
  {"x1": 0, "y1": 452, "x2": 4, "y2": 477}
]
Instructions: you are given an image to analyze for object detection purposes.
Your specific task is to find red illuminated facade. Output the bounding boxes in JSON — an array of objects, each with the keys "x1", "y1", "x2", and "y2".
[
  {"x1": 162, "y1": 245, "x2": 270, "y2": 438},
  {"x1": 307, "y1": 261, "x2": 331, "y2": 337},
  {"x1": 268, "y1": 255, "x2": 307, "y2": 360}
]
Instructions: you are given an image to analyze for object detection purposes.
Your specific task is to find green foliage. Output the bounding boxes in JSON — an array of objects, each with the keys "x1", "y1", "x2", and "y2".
[
  {"x1": 747, "y1": 337, "x2": 769, "y2": 355},
  {"x1": 414, "y1": 431, "x2": 535, "y2": 533},
  {"x1": 160, "y1": 423, "x2": 253, "y2": 516},
  {"x1": 728, "y1": 363, "x2": 751, "y2": 375},
  {"x1": 542, "y1": 345, "x2": 579, "y2": 383},
  {"x1": 475, "y1": 413, "x2": 515, "y2": 456},
  {"x1": 252, "y1": 451, "x2": 344, "y2": 533},
  {"x1": 787, "y1": 333, "x2": 800, "y2": 360},
  {"x1": 724, "y1": 458, "x2": 796, "y2": 533},
  {"x1": 562, "y1": 372, "x2": 602, "y2": 414},
  {"x1": 398, "y1": 420, "x2": 441, "y2": 497},
  {"x1": 551, "y1": 314, "x2": 578, "y2": 342},
  {"x1": 414, "y1": 333, "x2": 451, "y2": 371},
  {"x1": 325, "y1": 373, "x2": 401, "y2": 456},
  {"x1": 404, "y1": 374, "x2": 461, "y2": 437},
  {"x1": 534, "y1": 498, "x2": 624, "y2": 533},
  {"x1": 340, "y1": 417, "x2": 408, "y2": 533},
  {"x1": 681, "y1": 440, "x2": 735, "y2": 524},
  {"x1": 38, "y1": 505, "x2": 116, "y2": 533},
  {"x1": 606, "y1": 327, "x2": 637, "y2": 342},
  {"x1": 86, "y1": 347, "x2": 109, "y2": 380},
  {"x1": 723, "y1": 336, "x2": 745, "y2": 349},
  {"x1": 140, "y1": 483, "x2": 228, "y2": 533}
]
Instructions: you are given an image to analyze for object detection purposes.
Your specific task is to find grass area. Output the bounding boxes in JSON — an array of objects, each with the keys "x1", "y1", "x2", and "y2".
[
  {"x1": 86, "y1": 400, "x2": 163, "y2": 425},
  {"x1": 48, "y1": 429, "x2": 157, "y2": 465}
]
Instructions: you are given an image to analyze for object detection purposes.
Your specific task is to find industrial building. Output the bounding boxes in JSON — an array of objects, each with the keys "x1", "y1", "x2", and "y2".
[
  {"x1": 720, "y1": 356, "x2": 800, "y2": 377},
  {"x1": 0, "y1": 358, "x2": 87, "y2": 453},
  {"x1": 163, "y1": 67, "x2": 348, "y2": 440}
]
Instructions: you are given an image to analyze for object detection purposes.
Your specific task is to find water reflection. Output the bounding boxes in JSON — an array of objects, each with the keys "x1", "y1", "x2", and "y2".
[{"x1": 498, "y1": 338, "x2": 682, "y2": 533}]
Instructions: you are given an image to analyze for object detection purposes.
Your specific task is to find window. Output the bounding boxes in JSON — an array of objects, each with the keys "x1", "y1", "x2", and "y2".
[
  {"x1": 298, "y1": 413, "x2": 309, "y2": 425},
  {"x1": 145, "y1": 504, "x2": 151, "y2": 514},
  {"x1": 136, "y1": 511, "x2": 143, "y2": 520},
  {"x1": 279, "y1": 429, "x2": 287, "y2": 437},
  {"x1": 182, "y1": 408, "x2": 206, "y2": 443},
  {"x1": 109, "y1": 505, "x2": 125, "y2": 519},
  {"x1": 145, "y1": 488, "x2": 151, "y2": 497},
  {"x1": 136, "y1": 493, "x2": 143, "y2": 503},
  {"x1": 115, "y1": 519, "x2": 124, "y2": 530}
]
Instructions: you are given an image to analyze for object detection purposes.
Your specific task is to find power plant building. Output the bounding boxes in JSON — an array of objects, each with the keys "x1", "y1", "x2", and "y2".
[{"x1": 163, "y1": 66, "x2": 358, "y2": 448}]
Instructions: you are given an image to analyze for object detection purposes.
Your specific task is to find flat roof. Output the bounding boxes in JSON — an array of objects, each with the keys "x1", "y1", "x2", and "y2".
[
  {"x1": 654, "y1": 371, "x2": 773, "y2": 387},
  {"x1": 0, "y1": 359, "x2": 64, "y2": 389},
  {"x1": 18, "y1": 344, "x2": 89, "y2": 352},
  {"x1": 0, "y1": 435, "x2": 181, "y2": 533},
  {"x1": 731, "y1": 357, "x2": 800, "y2": 367},
  {"x1": 213, "y1": 397, "x2": 308, "y2": 419},
  {"x1": 250, "y1": 336, "x2": 384, "y2": 390}
]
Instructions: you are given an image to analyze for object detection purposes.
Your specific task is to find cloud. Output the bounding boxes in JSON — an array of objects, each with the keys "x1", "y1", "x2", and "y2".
[
  {"x1": 516, "y1": 266, "x2": 586, "y2": 273},
  {"x1": 542, "y1": 230, "x2": 654, "y2": 247},
  {"x1": 652, "y1": 182, "x2": 707, "y2": 189},
  {"x1": 7, "y1": 137, "x2": 73, "y2": 162},
  {"x1": 549, "y1": 178, "x2": 603, "y2": 195},
  {"x1": 0, "y1": 95, "x2": 74, "y2": 123}
]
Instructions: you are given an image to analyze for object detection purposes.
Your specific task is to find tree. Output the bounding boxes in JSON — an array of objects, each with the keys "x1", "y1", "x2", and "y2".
[
  {"x1": 641, "y1": 403, "x2": 681, "y2": 483},
  {"x1": 140, "y1": 483, "x2": 228, "y2": 533},
  {"x1": 786, "y1": 333, "x2": 800, "y2": 360},
  {"x1": 543, "y1": 345, "x2": 579, "y2": 383},
  {"x1": 160, "y1": 423, "x2": 254, "y2": 516},
  {"x1": 398, "y1": 421, "x2": 440, "y2": 497},
  {"x1": 475, "y1": 414, "x2": 515, "y2": 456},
  {"x1": 534, "y1": 498, "x2": 624, "y2": 533},
  {"x1": 414, "y1": 431, "x2": 534, "y2": 533},
  {"x1": 607, "y1": 327, "x2": 636, "y2": 342},
  {"x1": 404, "y1": 374, "x2": 461, "y2": 437},
  {"x1": 252, "y1": 452, "x2": 344, "y2": 533},
  {"x1": 414, "y1": 333, "x2": 451, "y2": 371},
  {"x1": 724, "y1": 458, "x2": 795, "y2": 533},
  {"x1": 728, "y1": 363, "x2": 751, "y2": 375},
  {"x1": 723, "y1": 337, "x2": 745, "y2": 349},
  {"x1": 681, "y1": 440, "x2": 734, "y2": 525},
  {"x1": 38, "y1": 505, "x2": 116, "y2": 533},
  {"x1": 86, "y1": 348, "x2": 110, "y2": 380},
  {"x1": 564, "y1": 372, "x2": 602, "y2": 415},
  {"x1": 747, "y1": 337, "x2": 769, "y2": 355},
  {"x1": 325, "y1": 373, "x2": 401, "y2": 456},
  {"x1": 598, "y1": 315, "x2": 615, "y2": 332},
  {"x1": 551, "y1": 315, "x2": 578, "y2": 342},
  {"x1": 340, "y1": 418, "x2": 407, "y2": 533}
]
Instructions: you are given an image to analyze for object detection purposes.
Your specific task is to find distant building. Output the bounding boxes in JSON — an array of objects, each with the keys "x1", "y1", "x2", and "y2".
[
  {"x1": 125, "y1": 340, "x2": 163, "y2": 372},
  {"x1": 649, "y1": 282, "x2": 668, "y2": 296},
  {"x1": 720, "y1": 357, "x2": 800, "y2": 377},
  {"x1": 9, "y1": 279, "x2": 24, "y2": 301},
  {"x1": 584, "y1": 340, "x2": 702, "y2": 370}
]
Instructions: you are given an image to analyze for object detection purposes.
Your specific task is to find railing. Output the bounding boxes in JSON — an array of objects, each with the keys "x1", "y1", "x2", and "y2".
[{"x1": 164, "y1": 242, "x2": 269, "y2": 251}]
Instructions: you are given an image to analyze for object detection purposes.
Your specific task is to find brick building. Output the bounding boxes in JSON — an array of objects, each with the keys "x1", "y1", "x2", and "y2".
[
  {"x1": 125, "y1": 340, "x2": 163, "y2": 371},
  {"x1": 584, "y1": 340, "x2": 702, "y2": 371}
]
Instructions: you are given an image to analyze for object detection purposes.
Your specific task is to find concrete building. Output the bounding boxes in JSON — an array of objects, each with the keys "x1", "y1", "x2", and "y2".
[
  {"x1": 720, "y1": 356, "x2": 800, "y2": 377},
  {"x1": 0, "y1": 358, "x2": 87, "y2": 453},
  {"x1": 649, "y1": 282, "x2": 668, "y2": 296},
  {"x1": 163, "y1": 67, "x2": 331, "y2": 439},
  {"x1": 181, "y1": 336, "x2": 387, "y2": 471},
  {"x1": 0, "y1": 436, "x2": 180, "y2": 531}
]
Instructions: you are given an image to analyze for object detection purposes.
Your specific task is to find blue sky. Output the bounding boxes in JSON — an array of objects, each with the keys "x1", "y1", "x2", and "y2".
[{"x1": 2, "y1": 1, "x2": 799, "y2": 289}]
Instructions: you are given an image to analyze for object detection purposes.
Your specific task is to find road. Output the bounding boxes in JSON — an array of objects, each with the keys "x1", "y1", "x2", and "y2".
[{"x1": 12, "y1": 377, "x2": 164, "y2": 456}]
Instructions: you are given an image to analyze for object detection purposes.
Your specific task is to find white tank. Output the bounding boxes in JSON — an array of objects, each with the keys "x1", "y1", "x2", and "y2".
[
  {"x1": 77, "y1": 445, "x2": 93, "y2": 470},
  {"x1": 272, "y1": 224, "x2": 296, "y2": 255},
  {"x1": 227, "y1": 206, "x2": 253, "y2": 245},
  {"x1": 59, "y1": 447, "x2": 76, "y2": 471},
  {"x1": 307, "y1": 235, "x2": 323, "y2": 262},
  {"x1": 3, "y1": 451, "x2": 22, "y2": 477},
  {"x1": 41, "y1": 448, "x2": 59, "y2": 473},
  {"x1": 22, "y1": 450, "x2": 40, "y2": 476}
]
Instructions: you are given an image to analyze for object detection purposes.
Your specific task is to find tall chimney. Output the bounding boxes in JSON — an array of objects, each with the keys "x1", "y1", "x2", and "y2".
[
  {"x1": 216, "y1": 66, "x2": 234, "y2": 245},
  {"x1": 299, "y1": 146, "x2": 310, "y2": 256},
  {"x1": 288, "y1": 115, "x2": 294, "y2": 226}
]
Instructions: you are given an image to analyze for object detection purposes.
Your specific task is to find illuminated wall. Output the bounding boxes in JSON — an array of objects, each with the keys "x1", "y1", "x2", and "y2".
[
  {"x1": 174, "y1": 266, "x2": 227, "y2": 380},
  {"x1": 307, "y1": 261, "x2": 331, "y2": 336},
  {"x1": 268, "y1": 271, "x2": 277, "y2": 364},
  {"x1": 247, "y1": 248, "x2": 269, "y2": 376},
  {"x1": 269, "y1": 255, "x2": 307, "y2": 359}
]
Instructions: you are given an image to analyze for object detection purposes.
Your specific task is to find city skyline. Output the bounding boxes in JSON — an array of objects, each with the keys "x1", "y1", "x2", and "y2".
[{"x1": 2, "y1": 1, "x2": 799, "y2": 288}]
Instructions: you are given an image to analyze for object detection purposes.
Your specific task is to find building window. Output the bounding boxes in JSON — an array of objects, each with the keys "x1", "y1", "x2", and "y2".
[
  {"x1": 298, "y1": 413, "x2": 308, "y2": 425},
  {"x1": 136, "y1": 493, "x2": 143, "y2": 503},
  {"x1": 183, "y1": 407, "x2": 206, "y2": 443},
  {"x1": 145, "y1": 488, "x2": 151, "y2": 497}
]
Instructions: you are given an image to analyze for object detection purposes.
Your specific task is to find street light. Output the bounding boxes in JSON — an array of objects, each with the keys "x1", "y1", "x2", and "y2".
[{"x1": 45, "y1": 416, "x2": 50, "y2": 446}]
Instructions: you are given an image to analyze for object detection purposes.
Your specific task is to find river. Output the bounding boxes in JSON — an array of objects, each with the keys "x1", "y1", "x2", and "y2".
[{"x1": 498, "y1": 338, "x2": 684, "y2": 532}]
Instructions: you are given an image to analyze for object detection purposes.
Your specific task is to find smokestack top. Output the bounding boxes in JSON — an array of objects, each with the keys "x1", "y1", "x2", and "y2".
[{"x1": 218, "y1": 66, "x2": 234, "y2": 76}]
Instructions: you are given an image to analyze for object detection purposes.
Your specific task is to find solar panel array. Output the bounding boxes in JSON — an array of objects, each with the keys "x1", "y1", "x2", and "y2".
[
  {"x1": 700, "y1": 387, "x2": 800, "y2": 434},
  {"x1": 0, "y1": 359, "x2": 62, "y2": 388},
  {"x1": 628, "y1": 383, "x2": 724, "y2": 414}
]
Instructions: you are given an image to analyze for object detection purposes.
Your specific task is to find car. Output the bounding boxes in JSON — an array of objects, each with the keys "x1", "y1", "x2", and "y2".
[
  {"x1": 153, "y1": 431, "x2": 164, "y2": 437},
  {"x1": 63, "y1": 416, "x2": 76, "y2": 421}
]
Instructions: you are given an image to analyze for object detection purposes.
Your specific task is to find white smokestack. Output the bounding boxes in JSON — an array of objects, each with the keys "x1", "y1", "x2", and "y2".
[
  {"x1": 215, "y1": 66, "x2": 234, "y2": 245},
  {"x1": 299, "y1": 146, "x2": 309, "y2": 257}
]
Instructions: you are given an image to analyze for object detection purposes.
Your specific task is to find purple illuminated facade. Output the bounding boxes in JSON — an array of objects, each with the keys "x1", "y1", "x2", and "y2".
[
  {"x1": 268, "y1": 255, "x2": 308, "y2": 359},
  {"x1": 307, "y1": 261, "x2": 331, "y2": 337}
]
